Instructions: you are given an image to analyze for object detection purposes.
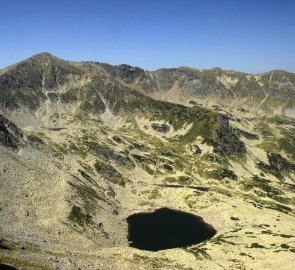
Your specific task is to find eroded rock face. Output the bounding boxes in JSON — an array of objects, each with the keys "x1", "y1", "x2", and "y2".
[
  {"x1": 0, "y1": 115, "x2": 24, "y2": 150},
  {"x1": 214, "y1": 114, "x2": 246, "y2": 157},
  {"x1": 127, "y1": 208, "x2": 216, "y2": 251},
  {"x1": 151, "y1": 123, "x2": 170, "y2": 133},
  {"x1": 258, "y1": 152, "x2": 295, "y2": 180},
  {"x1": 87, "y1": 142, "x2": 135, "y2": 168}
]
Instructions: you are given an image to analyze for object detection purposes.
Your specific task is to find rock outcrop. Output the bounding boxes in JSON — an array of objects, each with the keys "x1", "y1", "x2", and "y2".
[{"x1": 0, "y1": 114, "x2": 24, "y2": 149}]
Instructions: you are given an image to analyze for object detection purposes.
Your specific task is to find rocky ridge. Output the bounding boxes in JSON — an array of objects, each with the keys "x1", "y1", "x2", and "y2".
[{"x1": 78, "y1": 61, "x2": 295, "y2": 117}]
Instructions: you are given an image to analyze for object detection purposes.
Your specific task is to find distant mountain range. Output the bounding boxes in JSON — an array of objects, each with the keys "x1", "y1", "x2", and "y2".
[
  {"x1": 76, "y1": 58, "x2": 295, "y2": 117},
  {"x1": 1, "y1": 52, "x2": 295, "y2": 116}
]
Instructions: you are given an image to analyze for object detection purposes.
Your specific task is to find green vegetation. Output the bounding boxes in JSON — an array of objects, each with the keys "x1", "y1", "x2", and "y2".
[
  {"x1": 164, "y1": 176, "x2": 193, "y2": 185},
  {"x1": 94, "y1": 160, "x2": 126, "y2": 187},
  {"x1": 239, "y1": 129, "x2": 259, "y2": 140},
  {"x1": 242, "y1": 176, "x2": 286, "y2": 203},
  {"x1": 128, "y1": 254, "x2": 194, "y2": 270},
  {"x1": 250, "y1": 243, "x2": 266, "y2": 249},
  {"x1": 257, "y1": 153, "x2": 295, "y2": 180},
  {"x1": 0, "y1": 255, "x2": 52, "y2": 270},
  {"x1": 207, "y1": 167, "x2": 237, "y2": 180},
  {"x1": 180, "y1": 113, "x2": 217, "y2": 145},
  {"x1": 68, "y1": 205, "x2": 92, "y2": 227},
  {"x1": 68, "y1": 180, "x2": 112, "y2": 213}
]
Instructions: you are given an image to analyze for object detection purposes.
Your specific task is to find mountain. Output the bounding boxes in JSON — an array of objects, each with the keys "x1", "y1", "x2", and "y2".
[
  {"x1": 75, "y1": 61, "x2": 295, "y2": 117},
  {"x1": 0, "y1": 53, "x2": 294, "y2": 270}
]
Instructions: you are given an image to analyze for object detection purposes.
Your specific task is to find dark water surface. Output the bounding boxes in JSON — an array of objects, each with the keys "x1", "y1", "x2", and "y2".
[
  {"x1": 0, "y1": 264, "x2": 18, "y2": 270},
  {"x1": 127, "y1": 207, "x2": 216, "y2": 251}
]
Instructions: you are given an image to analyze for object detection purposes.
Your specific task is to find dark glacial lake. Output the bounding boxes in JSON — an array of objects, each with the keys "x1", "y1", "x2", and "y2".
[
  {"x1": 0, "y1": 264, "x2": 18, "y2": 270},
  {"x1": 127, "y1": 207, "x2": 217, "y2": 251}
]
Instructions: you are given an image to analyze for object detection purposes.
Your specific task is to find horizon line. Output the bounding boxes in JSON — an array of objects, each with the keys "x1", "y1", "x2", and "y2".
[{"x1": 1, "y1": 51, "x2": 295, "y2": 76}]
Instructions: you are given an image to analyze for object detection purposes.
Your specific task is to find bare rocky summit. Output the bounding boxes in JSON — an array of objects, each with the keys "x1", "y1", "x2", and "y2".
[{"x1": 0, "y1": 53, "x2": 295, "y2": 269}]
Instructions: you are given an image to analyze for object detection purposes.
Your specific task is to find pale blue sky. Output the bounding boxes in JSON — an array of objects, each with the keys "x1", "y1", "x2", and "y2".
[{"x1": 0, "y1": 0, "x2": 294, "y2": 73}]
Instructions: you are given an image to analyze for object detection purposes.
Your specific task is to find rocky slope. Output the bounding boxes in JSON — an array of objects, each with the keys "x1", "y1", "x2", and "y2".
[
  {"x1": 77, "y1": 61, "x2": 295, "y2": 117},
  {"x1": 0, "y1": 53, "x2": 295, "y2": 270}
]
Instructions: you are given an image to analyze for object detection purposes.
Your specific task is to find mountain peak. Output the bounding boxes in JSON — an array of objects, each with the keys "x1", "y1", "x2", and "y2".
[
  {"x1": 32, "y1": 52, "x2": 54, "y2": 58},
  {"x1": 30, "y1": 52, "x2": 62, "y2": 62}
]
